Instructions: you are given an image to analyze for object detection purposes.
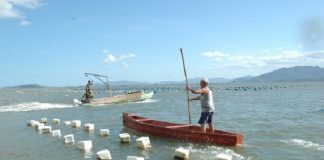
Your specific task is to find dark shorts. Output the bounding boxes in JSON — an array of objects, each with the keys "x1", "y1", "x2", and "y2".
[{"x1": 198, "y1": 112, "x2": 214, "y2": 124}]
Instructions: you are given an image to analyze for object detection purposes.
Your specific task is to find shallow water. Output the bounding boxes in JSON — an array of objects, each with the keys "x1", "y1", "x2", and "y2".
[{"x1": 0, "y1": 82, "x2": 324, "y2": 160}]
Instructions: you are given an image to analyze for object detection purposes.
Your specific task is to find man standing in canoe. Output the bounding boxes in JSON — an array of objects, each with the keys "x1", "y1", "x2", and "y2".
[{"x1": 186, "y1": 78, "x2": 215, "y2": 133}]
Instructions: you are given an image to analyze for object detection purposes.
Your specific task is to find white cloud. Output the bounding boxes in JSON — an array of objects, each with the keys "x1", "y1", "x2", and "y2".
[
  {"x1": 202, "y1": 51, "x2": 229, "y2": 61},
  {"x1": 202, "y1": 51, "x2": 229, "y2": 58},
  {"x1": 0, "y1": 0, "x2": 42, "y2": 19},
  {"x1": 0, "y1": 1, "x2": 21, "y2": 18},
  {"x1": 202, "y1": 49, "x2": 324, "y2": 69},
  {"x1": 305, "y1": 50, "x2": 324, "y2": 59},
  {"x1": 105, "y1": 54, "x2": 117, "y2": 62},
  {"x1": 119, "y1": 53, "x2": 136, "y2": 61},
  {"x1": 9, "y1": 0, "x2": 42, "y2": 9},
  {"x1": 103, "y1": 50, "x2": 136, "y2": 68},
  {"x1": 19, "y1": 20, "x2": 31, "y2": 26}
]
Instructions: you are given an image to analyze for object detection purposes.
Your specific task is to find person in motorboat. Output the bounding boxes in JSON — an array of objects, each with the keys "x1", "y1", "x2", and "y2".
[{"x1": 82, "y1": 80, "x2": 93, "y2": 103}]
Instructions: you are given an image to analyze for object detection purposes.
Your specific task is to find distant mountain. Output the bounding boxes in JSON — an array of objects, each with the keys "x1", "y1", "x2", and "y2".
[
  {"x1": 5, "y1": 84, "x2": 45, "y2": 89},
  {"x1": 231, "y1": 75, "x2": 254, "y2": 83},
  {"x1": 89, "y1": 66, "x2": 324, "y2": 85},
  {"x1": 187, "y1": 77, "x2": 232, "y2": 83},
  {"x1": 209, "y1": 77, "x2": 232, "y2": 83},
  {"x1": 155, "y1": 81, "x2": 180, "y2": 84},
  {"x1": 6, "y1": 66, "x2": 323, "y2": 89},
  {"x1": 108, "y1": 80, "x2": 149, "y2": 85},
  {"x1": 155, "y1": 77, "x2": 231, "y2": 84},
  {"x1": 233, "y1": 66, "x2": 324, "y2": 83}
]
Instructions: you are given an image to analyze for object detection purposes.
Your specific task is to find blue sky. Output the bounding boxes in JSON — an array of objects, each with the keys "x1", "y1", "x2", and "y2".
[{"x1": 1, "y1": 0, "x2": 324, "y2": 87}]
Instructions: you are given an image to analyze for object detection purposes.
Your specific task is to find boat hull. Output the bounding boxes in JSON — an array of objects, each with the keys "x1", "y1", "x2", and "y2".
[
  {"x1": 89, "y1": 92, "x2": 142, "y2": 105},
  {"x1": 123, "y1": 112, "x2": 243, "y2": 146},
  {"x1": 79, "y1": 91, "x2": 154, "y2": 106}
]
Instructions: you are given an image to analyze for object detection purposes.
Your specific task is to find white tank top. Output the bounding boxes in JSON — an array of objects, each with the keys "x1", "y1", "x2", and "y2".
[{"x1": 200, "y1": 88, "x2": 215, "y2": 112}]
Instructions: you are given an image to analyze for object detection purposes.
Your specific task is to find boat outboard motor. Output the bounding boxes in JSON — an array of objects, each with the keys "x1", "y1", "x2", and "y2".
[{"x1": 72, "y1": 99, "x2": 82, "y2": 106}]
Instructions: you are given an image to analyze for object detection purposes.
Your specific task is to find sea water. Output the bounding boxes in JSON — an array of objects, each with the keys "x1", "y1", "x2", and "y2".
[{"x1": 0, "y1": 82, "x2": 323, "y2": 160}]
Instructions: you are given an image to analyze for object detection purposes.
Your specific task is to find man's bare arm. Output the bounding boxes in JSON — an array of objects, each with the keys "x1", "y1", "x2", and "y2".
[
  {"x1": 187, "y1": 86, "x2": 208, "y2": 94},
  {"x1": 189, "y1": 96, "x2": 200, "y2": 101}
]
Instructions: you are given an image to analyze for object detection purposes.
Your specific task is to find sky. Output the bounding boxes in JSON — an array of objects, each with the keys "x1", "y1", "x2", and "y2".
[{"x1": 1, "y1": 0, "x2": 324, "y2": 87}]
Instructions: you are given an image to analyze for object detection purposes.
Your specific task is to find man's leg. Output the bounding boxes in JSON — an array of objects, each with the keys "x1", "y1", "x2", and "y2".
[
  {"x1": 206, "y1": 112, "x2": 214, "y2": 133},
  {"x1": 208, "y1": 123, "x2": 214, "y2": 133},
  {"x1": 199, "y1": 112, "x2": 210, "y2": 133},
  {"x1": 201, "y1": 123, "x2": 206, "y2": 133}
]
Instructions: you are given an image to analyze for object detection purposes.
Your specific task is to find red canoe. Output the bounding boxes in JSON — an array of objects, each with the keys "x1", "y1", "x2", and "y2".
[{"x1": 123, "y1": 112, "x2": 243, "y2": 146}]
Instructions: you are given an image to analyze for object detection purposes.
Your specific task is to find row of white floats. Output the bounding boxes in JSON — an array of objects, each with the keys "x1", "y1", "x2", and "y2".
[
  {"x1": 27, "y1": 118, "x2": 149, "y2": 160},
  {"x1": 27, "y1": 118, "x2": 192, "y2": 160},
  {"x1": 27, "y1": 118, "x2": 232, "y2": 160}
]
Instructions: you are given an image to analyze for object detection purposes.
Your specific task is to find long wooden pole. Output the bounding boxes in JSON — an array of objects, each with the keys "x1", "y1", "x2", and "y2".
[{"x1": 180, "y1": 48, "x2": 192, "y2": 125}]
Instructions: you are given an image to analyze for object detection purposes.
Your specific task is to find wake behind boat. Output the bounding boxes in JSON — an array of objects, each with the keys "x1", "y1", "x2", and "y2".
[
  {"x1": 123, "y1": 112, "x2": 243, "y2": 146},
  {"x1": 73, "y1": 73, "x2": 154, "y2": 106}
]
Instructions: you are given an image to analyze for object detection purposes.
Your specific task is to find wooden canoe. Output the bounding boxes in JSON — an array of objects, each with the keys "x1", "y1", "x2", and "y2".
[{"x1": 123, "y1": 112, "x2": 243, "y2": 146}]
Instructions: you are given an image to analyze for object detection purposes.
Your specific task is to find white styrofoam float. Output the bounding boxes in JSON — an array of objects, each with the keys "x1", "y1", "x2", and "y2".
[
  {"x1": 35, "y1": 123, "x2": 45, "y2": 130},
  {"x1": 39, "y1": 126, "x2": 52, "y2": 133},
  {"x1": 96, "y1": 149, "x2": 112, "y2": 160},
  {"x1": 64, "y1": 134, "x2": 74, "y2": 143},
  {"x1": 52, "y1": 118, "x2": 60, "y2": 124},
  {"x1": 77, "y1": 140, "x2": 93, "y2": 151},
  {"x1": 174, "y1": 147, "x2": 190, "y2": 159},
  {"x1": 99, "y1": 129, "x2": 110, "y2": 137},
  {"x1": 40, "y1": 117, "x2": 47, "y2": 124},
  {"x1": 119, "y1": 133, "x2": 131, "y2": 143},
  {"x1": 72, "y1": 120, "x2": 81, "y2": 128},
  {"x1": 126, "y1": 156, "x2": 145, "y2": 160},
  {"x1": 64, "y1": 121, "x2": 71, "y2": 126},
  {"x1": 29, "y1": 120, "x2": 40, "y2": 127},
  {"x1": 136, "y1": 136, "x2": 151, "y2": 149},
  {"x1": 51, "y1": 130, "x2": 61, "y2": 138},
  {"x1": 27, "y1": 120, "x2": 36, "y2": 126},
  {"x1": 84, "y1": 123, "x2": 95, "y2": 131}
]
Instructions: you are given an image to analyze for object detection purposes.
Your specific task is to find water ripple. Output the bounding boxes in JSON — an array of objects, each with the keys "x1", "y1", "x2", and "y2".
[{"x1": 280, "y1": 139, "x2": 324, "y2": 151}]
